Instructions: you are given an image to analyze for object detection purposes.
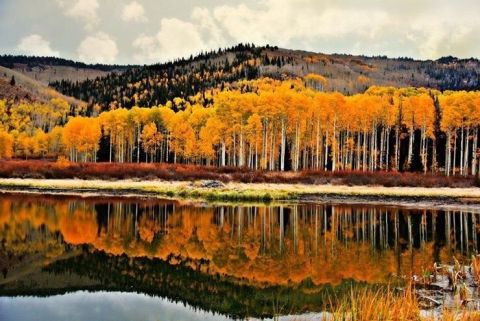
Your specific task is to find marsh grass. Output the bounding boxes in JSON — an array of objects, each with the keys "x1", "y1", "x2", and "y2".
[
  {"x1": 471, "y1": 256, "x2": 480, "y2": 287},
  {"x1": 2, "y1": 177, "x2": 480, "y2": 204},
  {"x1": 143, "y1": 185, "x2": 286, "y2": 202},
  {"x1": 324, "y1": 285, "x2": 419, "y2": 321},
  {"x1": 0, "y1": 178, "x2": 293, "y2": 203},
  {"x1": 320, "y1": 284, "x2": 480, "y2": 321},
  {"x1": 435, "y1": 310, "x2": 480, "y2": 321}
]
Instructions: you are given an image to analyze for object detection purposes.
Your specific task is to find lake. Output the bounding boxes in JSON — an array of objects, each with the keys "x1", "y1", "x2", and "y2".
[{"x1": 0, "y1": 194, "x2": 478, "y2": 321}]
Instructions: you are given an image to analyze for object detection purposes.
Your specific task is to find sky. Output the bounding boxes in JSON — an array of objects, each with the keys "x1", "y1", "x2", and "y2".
[{"x1": 0, "y1": 0, "x2": 479, "y2": 65}]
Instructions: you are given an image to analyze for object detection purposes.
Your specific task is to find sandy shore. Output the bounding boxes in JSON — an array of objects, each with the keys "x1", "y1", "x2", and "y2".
[{"x1": 1, "y1": 178, "x2": 480, "y2": 210}]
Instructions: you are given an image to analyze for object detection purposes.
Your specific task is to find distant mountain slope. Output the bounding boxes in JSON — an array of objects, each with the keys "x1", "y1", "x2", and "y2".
[
  {"x1": 2, "y1": 44, "x2": 479, "y2": 111},
  {"x1": 5, "y1": 64, "x2": 113, "y2": 85},
  {"x1": 268, "y1": 49, "x2": 480, "y2": 92},
  {"x1": 0, "y1": 65, "x2": 86, "y2": 108},
  {"x1": 0, "y1": 55, "x2": 130, "y2": 85}
]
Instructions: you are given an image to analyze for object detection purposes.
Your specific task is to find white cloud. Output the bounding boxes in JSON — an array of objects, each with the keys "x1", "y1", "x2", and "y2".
[
  {"x1": 209, "y1": 0, "x2": 477, "y2": 59},
  {"x1": 191, "y1": 7, "x2": 225, "y2": 46},
  {"x1": 132, "y1": 34, "x2": 157, "y2": 62},
  {"x1": 212, "y1": 4, "x2": 269, "y2": 45},
  {"x1": 77, "y1": 32, "x2": 118, "y2": 63},
  {"x1": 20, "y1": 0, "x2": 480, "y2": 62},
  {"x1": 408, "y1": 19, "x2": 477, "y2": 59},
  {"x1": 132, "y1": 1, "x2": 395, "y2": 63},
  {"x1": 122, "y1": 1, "x2": 147, "y2": 23},
  {"x1": 133, "y1": 18, "x2": 213, "y2": 63},
  {"x1": 17, "y1": 34, "x2": 59, "y2": 56},
  {"x1": 56, "y1": 0, "x2": 99, "y2": 29},
  {"x1": 211, "y1": 0, "x2": 391, "y2": 48},
  {"x1": 157, "y1": 19, "x2": 206, "y2": 60}
]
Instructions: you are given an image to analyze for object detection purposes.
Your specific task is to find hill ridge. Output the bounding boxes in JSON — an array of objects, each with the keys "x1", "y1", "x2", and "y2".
[{"x1": 2, "y1": 44, "x2": 480, "y2": 111}]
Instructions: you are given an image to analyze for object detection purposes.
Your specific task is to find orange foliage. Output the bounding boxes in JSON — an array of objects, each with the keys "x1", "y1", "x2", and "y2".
[{"x1": 0, "y1": 195, "x2": 467, "y2": 288}]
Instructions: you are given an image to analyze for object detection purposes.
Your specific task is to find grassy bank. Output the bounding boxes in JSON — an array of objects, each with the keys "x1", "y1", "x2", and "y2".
[
  {"x1": 1, "y1": 178, "x2": 480, "y2": 205},
  {"x1": 0, "y1": 160, "x2": 478, "y2": 188},
  {"x1": 323, "y1": 285, "x2": 480, "y2": 321},
  {"x1": 0, "y1": 178, "x2": 288, "y2": 202}
]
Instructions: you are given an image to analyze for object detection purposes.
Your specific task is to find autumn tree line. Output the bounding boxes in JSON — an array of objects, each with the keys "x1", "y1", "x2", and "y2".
[{"x1": 1, "y1": 76, "x2": 480, "y2": 176}]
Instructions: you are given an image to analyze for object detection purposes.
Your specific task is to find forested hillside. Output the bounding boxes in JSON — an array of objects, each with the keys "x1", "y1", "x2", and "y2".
[
  {"x1": 43, "y1": 44, "x2": 480, "y2": 112},
  {"x1": 2, "y1": 77, "x2": 480, "y2": 177},
  {"x1": 3, "y1": 44, "x2": 480, "y2": 112},
  {"x1": 49, "y1": 44, "x2": 266, "y2": 111},
  {"x1": 1, "y1": 44, "x2": 480, "y2": 177}
]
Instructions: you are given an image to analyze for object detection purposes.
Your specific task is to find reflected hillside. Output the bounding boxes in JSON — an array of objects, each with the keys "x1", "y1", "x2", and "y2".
[
  {"x1": 1, "y1": 195, "x2": 480, "y2": 317},
  {"x1": 1, "y1": 195, "x2": 479, "y2": 286}
]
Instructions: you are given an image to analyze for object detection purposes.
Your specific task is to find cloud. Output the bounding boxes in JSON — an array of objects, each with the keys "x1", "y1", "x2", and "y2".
[
  {"x1": 56, "y1": 0, "x2": 99, "y2": 29},
  {"x1": 206, "y1": 0, "x2": 476, "y2": 59},
  {"x1": 6, "y1": 0, "x2": 480, "y2": 63},
  {"x1": 77, "y1": 32, "x2": 118, "y2": 63},
  {"x1": 132, "y1": 1, "x2": 395, "y2": 63},
  {"x1": 191, "y1": 7, "x2": 224, "y2": 46},
  {"x1": 132, "y1": 34, "x2": 157, "y2": 62},
  {"x1": 211, "y1": 0, "x2": 391, "y2": 48},
  {"x1": 408, "y1": 19, "x2": 477, "y2": 59},
  {"x1": 133, "y1": 18, "x2": 215, "y2": 63},
  {"x1": 17, "y1": 34, "x2": 59, "y2": 56},
  {"x1": 122, "y1": 1, "x2": 147, "y2": 23}
]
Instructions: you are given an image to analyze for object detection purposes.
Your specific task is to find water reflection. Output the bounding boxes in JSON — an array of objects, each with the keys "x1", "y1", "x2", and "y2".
[
  {"x1": 0, "y1": 291, "x2": 234, "y2": 321},
  {"x1": 0, "y1": 194, "x2": 479, "y2": 319}
]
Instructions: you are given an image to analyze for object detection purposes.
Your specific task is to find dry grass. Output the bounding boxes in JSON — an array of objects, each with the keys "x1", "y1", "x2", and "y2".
[
  {"x1": 2, "y1": 176, "x2": 480, "y2": 204},
  {"x1": 325, "y1": 285, "x2": 419, "y2": 321},
  {"x1": 320, "y1": 285, "x2": 480, "y2": 321},
  {"x1": 471, "y1": 256, "x2": 480, "y2": 287},
  {"x1": 434, "y1": 310, "x2": 480, "y2": 321}
]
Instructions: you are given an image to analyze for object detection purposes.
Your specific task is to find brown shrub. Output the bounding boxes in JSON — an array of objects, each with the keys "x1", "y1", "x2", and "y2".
[{"x1": 0, "y1": 160, "x2": 475, "y2": 188}]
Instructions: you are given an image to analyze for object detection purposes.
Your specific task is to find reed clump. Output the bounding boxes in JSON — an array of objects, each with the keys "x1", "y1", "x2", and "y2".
[
  {"x1": 324, "y1": 285, "x2": 419, "y2": 321},
  {"x1": 471, "y1": 255, "x2": 480, "y2": 286},
  {"x1": 323, "y1": 283, "x2": 480, "y2": 321}
]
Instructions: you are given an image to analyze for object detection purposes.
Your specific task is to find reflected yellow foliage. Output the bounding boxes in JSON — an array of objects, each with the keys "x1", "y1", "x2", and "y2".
[{"x1": 1, "y1": 195, "x2": 477, "y2": 287}]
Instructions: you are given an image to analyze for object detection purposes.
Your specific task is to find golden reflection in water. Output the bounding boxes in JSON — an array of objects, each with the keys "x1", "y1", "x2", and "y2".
[{"x1": 1, "y1": 195, "x2": 479, "y2": 286}]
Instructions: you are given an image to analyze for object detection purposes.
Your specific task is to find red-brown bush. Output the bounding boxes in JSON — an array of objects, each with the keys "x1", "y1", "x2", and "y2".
[{"x1": 0, "y1": 160, "x2": 475, "y2": 188}]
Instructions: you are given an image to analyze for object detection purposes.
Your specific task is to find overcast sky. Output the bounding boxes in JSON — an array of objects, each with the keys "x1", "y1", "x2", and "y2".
[{"x1": 1, "y1": 0, "x2": 479, "y2": 65}]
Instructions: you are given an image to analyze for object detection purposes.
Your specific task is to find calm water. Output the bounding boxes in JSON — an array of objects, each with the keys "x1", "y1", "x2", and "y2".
[{"x1": 0, "y1": 194, "x2": 479, "y2": 320}]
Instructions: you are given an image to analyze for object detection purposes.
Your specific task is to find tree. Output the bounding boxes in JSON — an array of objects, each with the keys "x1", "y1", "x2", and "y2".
[
  {"x1": 141, "y1": 122, "x2": 162, "y2": 162},
  {"x1": 15, "y1": 132, "x2": 35, "y2": 159},
  {"x1": 0, "y1": 130, "x2": 13, "y2": 159},
  {"x1": 63, "y1": 117, "x2": 101, "y2": 162},
  {"x1": 0, "y1": 100, "x2": 8, "y2": 131},
  {"x1": 304, "y1": 74, "x2": 328, "y2": 91},
  {"x1": 48, "y1": 126, "x2": 65, "y2": 155},
  {"x1": 33, "y1": 129, "x2": 48, "y2": 158},
  {"x1": 199, "y1": 117, "x2": 225, "y2": 165},
  {"x1": 3, "y1": 75, "x2": 480, "y2": 176}
]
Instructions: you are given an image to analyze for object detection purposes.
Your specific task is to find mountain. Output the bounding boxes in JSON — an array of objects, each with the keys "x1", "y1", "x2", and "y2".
[
  {"x1": 0, "y1": 55, "x2": 130, "y2": 85},
  {"x1": 0, "y1": 65, "x2": 85, "y2": 107},
  {"x1": 1, "y1": 44, "x2": 480, "y2": 111}
]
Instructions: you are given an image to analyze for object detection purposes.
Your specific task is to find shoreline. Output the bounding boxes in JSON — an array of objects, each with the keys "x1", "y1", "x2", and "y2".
[{"x1": 1, "y1": 178, "x2": 480, "y2": 209}]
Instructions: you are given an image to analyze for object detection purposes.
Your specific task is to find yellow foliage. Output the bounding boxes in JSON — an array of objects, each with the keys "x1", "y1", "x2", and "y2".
[
  {"x1": 0, "y1": 130, "x2": 13, "y2": 159},
  {"x1": 63, "y1": 116, "x2": 101, "y2": 162}
]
